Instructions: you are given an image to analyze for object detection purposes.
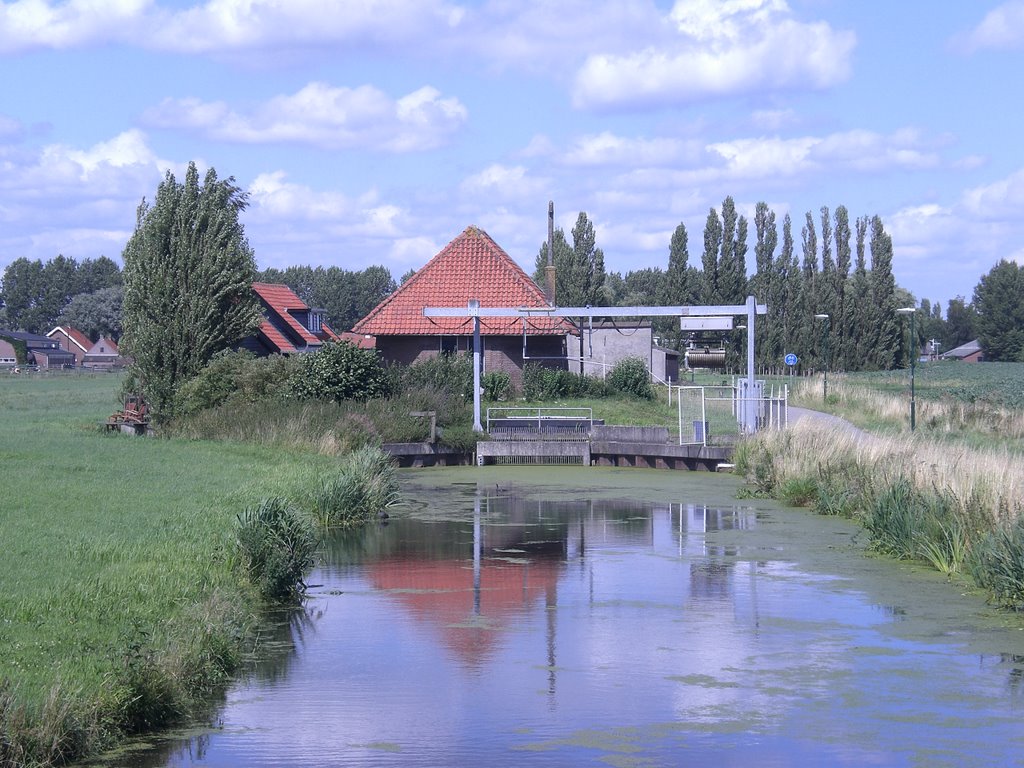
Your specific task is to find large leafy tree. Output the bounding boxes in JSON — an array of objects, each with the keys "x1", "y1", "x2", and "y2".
[
  {"x1": 944, "y1": 296, "x2": 976, "y2": 349},
  {"x1": 57, "y1": 286, "x2": 123, "y2": 341},
  {"x1": 0, "y1": 254, "x2": 121, "y2": 333},
  {"x1": 121, "y1": 162, "x2": 261, "y2": 419},
  {"x1": 973, "y1": 260, "x2": 1024, "y2": 361}
]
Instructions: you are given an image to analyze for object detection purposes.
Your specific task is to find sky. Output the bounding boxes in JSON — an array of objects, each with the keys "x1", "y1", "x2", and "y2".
[{"x1": 1, "y1": 0, "x2": 1023, "y2": 315}]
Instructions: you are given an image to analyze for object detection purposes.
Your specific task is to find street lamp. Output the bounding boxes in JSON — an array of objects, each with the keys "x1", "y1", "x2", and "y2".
[
  {"x1": 814, "y1": 313, "x2": 830, "y2": 402},
  {"x1": 896, "y1": 306, "x2": 916, "y2": 431}
]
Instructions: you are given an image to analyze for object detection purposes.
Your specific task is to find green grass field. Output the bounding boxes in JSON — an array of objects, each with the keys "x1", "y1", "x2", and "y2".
[{"x1": 0, "y1": 373, "x2": 341, "y2": 764}]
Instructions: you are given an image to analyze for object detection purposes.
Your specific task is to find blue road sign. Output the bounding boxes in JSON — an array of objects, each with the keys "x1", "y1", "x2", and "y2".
[{"x1": 784, "y1": 353, "x2": 798, "y2": 366}]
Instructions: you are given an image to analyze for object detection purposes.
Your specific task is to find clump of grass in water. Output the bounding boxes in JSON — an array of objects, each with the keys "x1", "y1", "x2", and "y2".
[
  {"x1": 309, "y1": 446, "x2": 400, "y2": 529},
  {"x1": 970, "y1": 513, "x2": 1024, "y2": 609},
  {"x1": 236, "y1": 498, "x2": 319, "y2": 602}
]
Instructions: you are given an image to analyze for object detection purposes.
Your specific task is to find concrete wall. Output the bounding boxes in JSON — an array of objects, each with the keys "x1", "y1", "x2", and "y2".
[{"x1": 577, "y1": 324, "x2": 652, "y2": 378}]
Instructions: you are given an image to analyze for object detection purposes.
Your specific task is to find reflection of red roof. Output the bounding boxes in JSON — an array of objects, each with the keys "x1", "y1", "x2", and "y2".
[
  {"x1": 369, "y1": 558, "x2": 560, "y2": 668},
  {"x1": 352, "y1": 226, "x2": 572, "y2": 337},
  {"x1": 253, "y1": 283, "x2": 321, "y2": 347}
]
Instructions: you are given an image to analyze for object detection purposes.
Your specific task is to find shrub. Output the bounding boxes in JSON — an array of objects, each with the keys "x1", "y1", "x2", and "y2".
[
  {"x1": 482, "y1": 371, "x2": 513, "y2": 401},
  {"x1": 235, "y1": 498, "x2": 318, "y2": 602},
  {"x1": 175, "y1": 350, "x2": 295, "y2": 415},
  {"x1": 289, "y1": 342, "x2": 391, "y2": 403},
  {"x1": 522, "y1": 364, "x2": 607, "y2": 399},
  {"x1": 607, "y1": 357, "x2": 654, "y2": 400},
  {"x1": 397, "y1": 353, "x2": 474, "y2": 399},
  {"x1": 308, "y1": 447, "x2": 400, "y2": 528}
]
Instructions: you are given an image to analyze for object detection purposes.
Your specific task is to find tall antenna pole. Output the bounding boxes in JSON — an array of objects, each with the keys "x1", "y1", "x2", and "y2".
[{"x1": 545, "y1": 201, "x2": 556, "y2": 304}]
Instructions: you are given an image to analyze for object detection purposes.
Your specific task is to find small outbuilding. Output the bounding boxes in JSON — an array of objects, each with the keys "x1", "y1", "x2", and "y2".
[{"x1": 939, "y1": 339, "x2": 984, "y2": 363}]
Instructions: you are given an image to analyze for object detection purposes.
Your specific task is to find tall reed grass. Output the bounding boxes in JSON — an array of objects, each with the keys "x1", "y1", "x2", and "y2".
[
  {"x1": 735, "y1": 420, "x2": 1024, "y2": 608},
  {"x1": 306, "y1": 446, "x2": 401, "y2": 528}
]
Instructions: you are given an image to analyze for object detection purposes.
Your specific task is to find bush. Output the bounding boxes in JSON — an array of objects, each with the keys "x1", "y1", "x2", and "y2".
[
  {"x1": 176, "y1": 350, "x2": 295, "y2": 415},
  {"x1": 289, "y1": 342, "x2": 391, "y2": 403},
  {"x1": 396, "y1": 353, "x2": 474, "y2": 400},
  {"x1": 308, "y1": 447, "x2": 400, "y2": 528},
  {"x1": 235, "y1": 498, "x2": 318, "y2": 602},
  {"x1": 607, "y1": 357, "x2": 654, "y2": 400},
  {"x1": 522, "y1": 364, "x2": 607, "y2": 400},
  {"x1": 482, "y1": 371, "x2": 513, "y2": 401}
]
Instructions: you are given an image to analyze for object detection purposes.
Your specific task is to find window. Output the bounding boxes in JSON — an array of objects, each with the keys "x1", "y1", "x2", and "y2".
[{"x1": 440, "y1": 336, "x2": 458, "y2": 355}]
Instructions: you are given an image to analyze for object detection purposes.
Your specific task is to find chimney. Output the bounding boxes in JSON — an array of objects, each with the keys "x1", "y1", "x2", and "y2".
[{"x1": 545, "y1": 200, "x2": 556, "y2": 305}]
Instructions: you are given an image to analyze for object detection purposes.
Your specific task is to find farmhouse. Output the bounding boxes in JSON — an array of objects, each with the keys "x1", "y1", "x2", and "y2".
[
  {"x1": 352, "y1": 226, "x2": 573, "y2": 385},
  {"x1": 46, "y1": 326, "x2": 92, "y2": 366},
  {"x1": 0, "y1": 330, "x2": 75, "y2": 368},
  {"x1": 82, "y1": 337, "x2": 125, "y2": 370},
  {"x1": 241, "y1": 282, "x2": 342, "y2": 356},
  {"x1": 940, "y1": 339, "x2": 984, "y2": 363}
]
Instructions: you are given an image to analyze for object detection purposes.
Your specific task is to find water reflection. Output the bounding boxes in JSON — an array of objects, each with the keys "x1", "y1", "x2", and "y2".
[{"x1": 101, "y1": 478, "x2": 1024, "y2": 768}]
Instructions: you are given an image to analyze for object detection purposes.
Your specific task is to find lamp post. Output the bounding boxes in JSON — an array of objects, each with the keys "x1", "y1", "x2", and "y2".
[
  {"x1": 814, "y1": 313, "x2": 830, "y2": 402},
  {"x1": 896, "y1": 306, "x2": 916, "y2": 431}
]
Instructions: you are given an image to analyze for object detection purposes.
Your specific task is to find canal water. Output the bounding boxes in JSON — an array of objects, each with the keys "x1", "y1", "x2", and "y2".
[{"x1": 96, "y1": 466, "x2": 1024, "y2": 767}]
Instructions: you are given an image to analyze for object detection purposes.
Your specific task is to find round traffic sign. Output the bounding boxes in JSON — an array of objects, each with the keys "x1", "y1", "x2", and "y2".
[{"x1": 784, "y1": 353, "x2": 798, "y2": 366}]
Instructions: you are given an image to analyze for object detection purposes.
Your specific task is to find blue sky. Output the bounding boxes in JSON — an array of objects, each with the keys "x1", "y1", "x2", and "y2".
[{"x1": 1, "y1": 0, "x2": 1022, "y2": 313}]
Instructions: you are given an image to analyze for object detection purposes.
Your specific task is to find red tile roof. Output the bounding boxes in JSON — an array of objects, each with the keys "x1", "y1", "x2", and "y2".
[
  {"x1": 253, "y1": 283, "x2": 323, "y2": 347},
  {"x1": 257, "y1": 319, "x2": 298, "y2": 354},
  {"x1": 353, "y1": 226, "x2": 571, "y2": 336},
  {"x1": 47, "y1": 326, "x2": 92, "y2": 352}
]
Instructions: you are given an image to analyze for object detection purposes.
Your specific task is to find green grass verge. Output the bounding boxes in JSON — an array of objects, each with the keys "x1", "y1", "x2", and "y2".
[{"x1": 0, "y1": 374, "x2": 342, "y2": 766}]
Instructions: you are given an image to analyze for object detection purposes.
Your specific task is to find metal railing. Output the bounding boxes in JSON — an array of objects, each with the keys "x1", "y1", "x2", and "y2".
[{"x1": 486, "y1": 407, "x2": 595, "y2": 442}]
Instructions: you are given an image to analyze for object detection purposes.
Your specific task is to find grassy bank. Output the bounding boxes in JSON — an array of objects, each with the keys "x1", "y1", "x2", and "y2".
[
  {"x1": 791, "y1": 362, "x2": 1024, "y2": 451},
  {"x1": 735, "y1": 418, "x2": 1024, "y2": 609},
  {"x1": 0, "y1": 375, "x2": 346, "y2": 766}
]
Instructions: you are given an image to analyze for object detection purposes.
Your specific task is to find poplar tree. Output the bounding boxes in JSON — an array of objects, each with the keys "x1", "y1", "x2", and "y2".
[
  {"x1": 121, "y1": 162, "x2": 261, "y2": 419},
  {"x1": 751, "y1": 202, "x2": 778, "y2": 369},
  {"x1": 868, "y1": 216, "x2": 899, "y2": 369},
  {"x1": 799, "y1": 212, "x2": 819, "y2": 367},
  {"x1": 700, "y1": 207, "x2": 723, "y2": 304},
  {"x1": 850, "y1": 216, "x2": 872, "y2": 368},
  {"x1": 663, "y1": 222, "x2": 692, "y2": 348},
  {"x1": 833, "y1": 206, "x2": 854, "y2": 370}
]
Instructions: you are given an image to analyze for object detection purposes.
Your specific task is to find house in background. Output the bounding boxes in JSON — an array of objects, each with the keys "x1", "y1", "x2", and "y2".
[
  {"x1": 82, "y1": 337, "x2": 125, "y2": 370},
  {"x1": 0, "y1": 339, "x2": 16, "y2": 367},
  {"x1": 352, "y1": 226, "x2": 572, "y2": 385},
  {"x1": 0, "y1": 330, "x2": 75, "y2": 368},
  {"x1": 46, "y1": 326, "x2": 92, "y2": 366},
  {"x1": 241, "y1": 282, "x2": 342, "y2": 356},
  {"x1": 940, "y1": 339, "x2": 984, "y2": 363}
]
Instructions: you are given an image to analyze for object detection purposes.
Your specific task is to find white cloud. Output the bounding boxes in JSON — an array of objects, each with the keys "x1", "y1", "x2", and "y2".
[
  {"x1": 955, "y1": 1, "x2": 1024, "y2": 53},
  {"x1": 961, "y1": 167, "x2": 1024, "y2": 219},
  {"x1": 0, "y1": 0, "x2": 466, "y2": 54},
  {"x1": 573, "y1": 0, "x2": 855, "y2": 110},
  {"x1": 143, "y1": 83, "x2": 466, "y2": 152},
  {"x1": 562, "y1": 132, "x2": 696, "y2": 167},
  {"x1": 0, "y1": 0, "x2": 149, "y2": 53},
  {"x1": 459, "y1": 164, "x2": 548, "y2": 202},
  {"x1": 0, "y1": 129, "x2": 169, "y2": 262}
]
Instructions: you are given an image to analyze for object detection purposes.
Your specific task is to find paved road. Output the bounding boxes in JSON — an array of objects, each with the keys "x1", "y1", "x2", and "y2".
[{"x1": 787, "y1": 406, "x2": 872, "y2": 440}]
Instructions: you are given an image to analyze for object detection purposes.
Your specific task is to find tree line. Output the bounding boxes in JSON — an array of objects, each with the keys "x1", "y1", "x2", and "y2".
[{"x1": 533, "y1": 199, "x2": 1021, "y2": 369}]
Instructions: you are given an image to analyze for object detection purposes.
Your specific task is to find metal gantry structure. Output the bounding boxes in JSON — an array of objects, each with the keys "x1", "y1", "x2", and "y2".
[{"x1": 425, "y1": 296, "x2": 767, "y2": 433}]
